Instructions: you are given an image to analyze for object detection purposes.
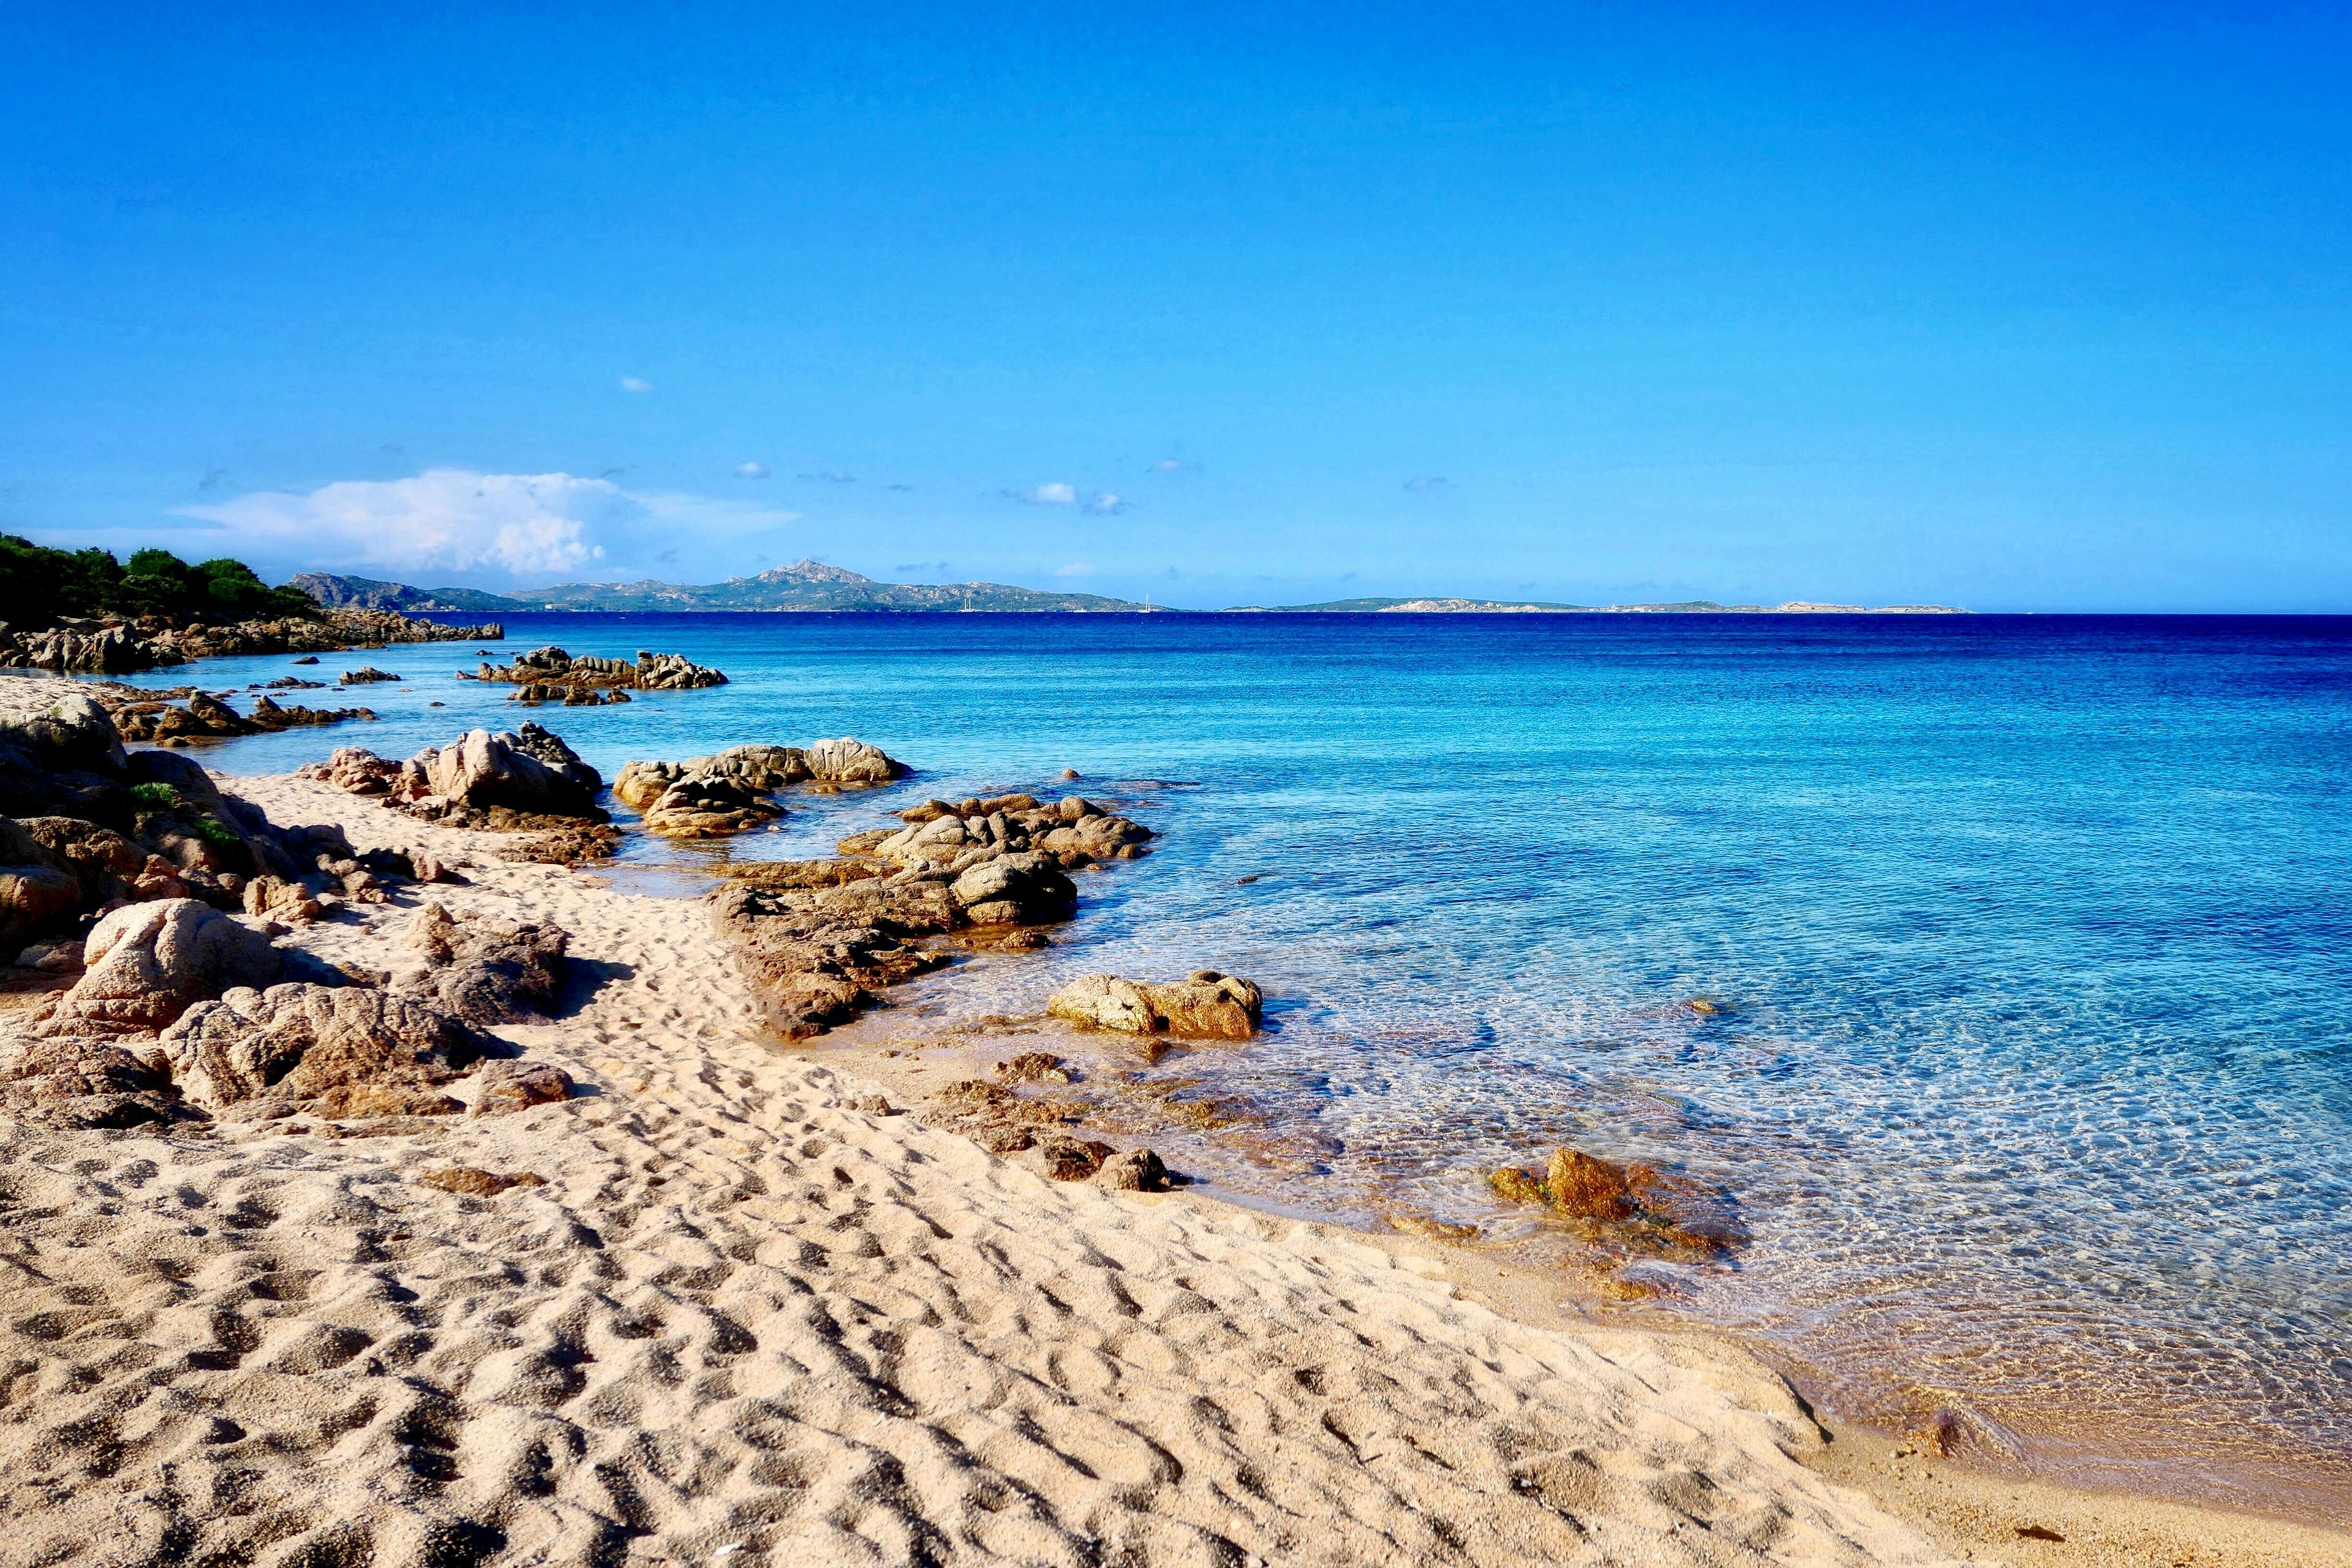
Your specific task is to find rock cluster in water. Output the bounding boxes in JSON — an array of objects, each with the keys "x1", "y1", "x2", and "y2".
[
  {"x1": 462, "y1": 645, "x2": 727, "y2": 697},
  {"x1": 842, "y1": 791, "x2": 1155, "y2": 875},
  {"x1": 1047, "y1": 971, "x2": 1264, "y2": 1042},
  {"x1": 89, "y1": 684, "x2": 378, "y2": 744},
  {"x1": 1487, "y1": 1146, "x2": 1744, "y2": 1268},
  {"x1": 712, "y1": 792, "x2": 1155, "y2": 1038},
  {"x1": 0, "y1": 608, "x2": 500, "y2": 675},
  {"x1": 614, "y1": 739, "x2": 905, "y2": 838}
]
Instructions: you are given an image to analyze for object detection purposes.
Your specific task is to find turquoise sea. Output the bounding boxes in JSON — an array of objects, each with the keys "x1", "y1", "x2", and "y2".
[{"x1": 118, "y1": 612, "x2": 2352, "y2": 1516}]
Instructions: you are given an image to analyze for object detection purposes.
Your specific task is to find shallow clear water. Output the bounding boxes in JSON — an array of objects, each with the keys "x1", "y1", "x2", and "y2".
[{"x1": 121, "y1": 612, "x2": 2352, "y2": 1511}]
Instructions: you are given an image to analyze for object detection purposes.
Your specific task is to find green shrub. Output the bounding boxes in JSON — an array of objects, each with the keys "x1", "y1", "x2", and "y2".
[{"x1": 127, "y1": 782, "x2": 182, "y2": 809}]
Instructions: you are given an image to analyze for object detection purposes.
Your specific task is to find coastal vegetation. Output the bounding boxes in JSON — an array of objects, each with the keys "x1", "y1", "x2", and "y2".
[{"x1": 0, "y1": 535, "x2": 317, "y2": 629}]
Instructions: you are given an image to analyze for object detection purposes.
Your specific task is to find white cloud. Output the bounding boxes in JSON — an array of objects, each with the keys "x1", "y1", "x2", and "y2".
[
  {"x1": 1147, "y1": 458, "x2": 1189, "y2": 473},
  {"x1": 734, "y1": 461, "x2": 771, "y2": 479},
  {"x1": 1010, "y1": 481, "x2": 1079, "y2": 505},
  {"x1": 178, "y1": 469, "x2": 796, "y2": 584},
  {"x1": 619, "y1": 376, "x2": 653, "y2": 393},
  {"x1": 1403, "y1": 474, "x2": 1452, "y2": 492},
  {"x1": 1054, "y1": 562, "x2": 1096, "y2": 577},
  {"x1": 1084, "y1": 492, "x2": 1126, "y2": 514}
]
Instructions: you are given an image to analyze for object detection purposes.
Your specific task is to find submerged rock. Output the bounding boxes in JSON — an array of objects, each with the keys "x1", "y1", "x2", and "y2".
[
  {"x1": 1047, "y1": 970, "x2": 1264, "y2": 1041},
  {"x1": 1488, "y1": 1144, "x2": 1744, "y2": 1258}
]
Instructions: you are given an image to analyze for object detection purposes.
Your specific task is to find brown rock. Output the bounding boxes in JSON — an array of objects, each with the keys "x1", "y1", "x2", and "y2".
[
  {"x1": 1488, "y1": 1167, "x2": 1548, "y2": 1204},
  {"x1": 48, "y1": 898, "x2": 280, "y2": 1033},
  {"x1": 1036, "y1": 1134, "x2": 1116, "y2": 1181},
  {"x1": 1545, "y1": 1148, "x2": 1637, "y2": 1221},
  {"x1": 418, "y1": 1167, "x2": 546, "y2": 1197},
  {"x1": 0, "y1": 1034, "x2": 186, "y2": 1128},
  {"x1": 471, "y1": 1059, "x2": 575, "y2": 1116},
  {"x1": 1096, "y1": 1147, "x2": 1169, "y2": 1192},
  {"x1": 1046, "y1": 970, "x2": 1263, "y2": 1041}
]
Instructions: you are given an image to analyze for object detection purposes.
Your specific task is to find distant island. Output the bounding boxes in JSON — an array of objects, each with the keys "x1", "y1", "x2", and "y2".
[
  {"x1": 292, "y1": 563, "x2": 1967, "y2": 616},
  {"x1": 294, "y1": 562, "x2": 1148, "y2": 614}
]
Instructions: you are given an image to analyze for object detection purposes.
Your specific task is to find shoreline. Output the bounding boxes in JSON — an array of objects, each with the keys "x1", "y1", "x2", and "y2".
[{"x1": 0, "y1": 705, "x2": 2342, "y2": 1561}]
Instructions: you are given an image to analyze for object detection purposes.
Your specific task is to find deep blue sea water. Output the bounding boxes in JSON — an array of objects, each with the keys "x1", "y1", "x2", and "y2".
[{"x1": 116, "y1": 612, "x2": 2352, "y2": 1511}]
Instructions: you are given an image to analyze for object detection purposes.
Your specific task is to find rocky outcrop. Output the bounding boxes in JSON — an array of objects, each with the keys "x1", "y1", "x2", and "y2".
[
  {"x1": 614, "y1": 739, "x2": 906, "y2": 839},
  {"x1": 0, "y1": 608, "x2": 499, "y2": 675},
  {"x1": 863, "y1": 792, "x2": 1152, "y2": 872},
  {"x1": 43, "y1": 898, "x2": 282, "y2": 1033},
  {"x1": 712, "y1": 878, "x2": 958, "y2": 1038},
  {"x1": 951, "y1": 852, "x2": 1077, "y2": 926},
  {"x1": 417, "y1": 725, "x2": 603, "y2": 817},
  {"x1": 162, "y1": 983, "x2": 480, "y2": 1115},
  {"x1": 1, "y1": 818, "x2": 84, "y2": 951},
  {"x1": 1047, "y1": 971, "x2": 1263, "y2": 1041},
  {"x1": 303, "y1": 723, "x2": 606, "y2": 824},
  {"x1": 0, "y1": 1034, "x2": 186, "y2": 1128},
  {"x1": 96, "y1": 685, "x2": 377, "y2": 743},
  {"x1": 464, "y1": 645, "x2": 726, "y2": 696},
  {"x1": 406, "y1": 902, "x2": 567, "y2": 1026},
  {"x1": 712, "y1": 783, "x2": 1162, "y2": 1041}
]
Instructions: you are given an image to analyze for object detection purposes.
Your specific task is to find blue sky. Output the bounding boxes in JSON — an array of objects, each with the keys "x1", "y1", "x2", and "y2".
[{"x1": 3, "y1": 3, "x2": 2347, "y2": 610}]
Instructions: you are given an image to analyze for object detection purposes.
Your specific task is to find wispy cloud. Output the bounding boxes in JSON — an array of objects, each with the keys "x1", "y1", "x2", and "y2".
[
  {"x1": 178, "y1": 469, "x2": 796, "y2": 584},
  {"x1": 797, "y1": 469, "x2": 856, "y2": 484},
  {"x1": 1055, "y1": 562, "x2": 1096, "y2": 577},
  {"x1": 197, "y1": 466, "x2": 227, "y2": 494},
  {"x1": 893, "y1": 560, "x2": 951, "y2": 576},
  {"x1": 734, "y1": 461, "x2": 771, "y2": 480},
  {"x1": 1403, "y1": 474, "x2": 1452, "y2": 492},
  {"x1": 1009, "y1": 481, "x2": 1079, "y2": 505},
  {"x1": 619, "y1": 376, "x2": 653, "y2": 394},
  {"x1": 1147, "y1": 457, "x2": 1193, "y2": 473},
  {"x1": 1084, "y1": 492, "x2": 1126, "y2": 514}
]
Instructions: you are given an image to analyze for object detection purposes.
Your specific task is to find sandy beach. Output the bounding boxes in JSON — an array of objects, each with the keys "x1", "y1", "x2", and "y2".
[{"x1": 0, "y1": 763, "x2": 2344, "y2": 1567}]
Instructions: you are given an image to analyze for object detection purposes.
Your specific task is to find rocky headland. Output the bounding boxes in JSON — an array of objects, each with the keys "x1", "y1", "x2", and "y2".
[{"x1": 1, "y1": 607, "x2": 501, "y2": 676}]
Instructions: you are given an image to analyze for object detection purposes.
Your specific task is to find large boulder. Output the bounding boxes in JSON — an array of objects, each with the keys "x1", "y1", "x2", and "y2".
[
  {"x1": 951, "y1": 851, "x2": 1077, "y2": 927},
  {"x1": 639, "y1": 774, "x2": 786, "y2": 839},
  {"x1": 0, "y1": 677, "x2": 132, "y2": 819},
  {"x1": 416, "y1": 723, "x2": 602, "y2": 817},
  {"x1": 1047, "y1": 971, "x2": 1263, "y2": 1041},
  {"x1": 0, "y1": 818, "x2": 83, "y2": 951},
  {"x1": 615, "y1": 739, "x2": 904, "y2": 834},
  {"x1": 48, "y1": 898, "x2": 281, "y2": 1032},
  {"x1": 0, "y1": 681, "x2": 126, "y2": 774},
  {"x1": 0, "y1": 1034, "x2": 183, "y2": 1128},
  {"x1": 805, "y1": 737, "x2": 904, "y2": 785},
  {"x1": 162, "y1": 982, "x2": 480, "y2": 1114},
  {"x1": 407, "y1": 903, "x2": 567, "y2": 1025}
]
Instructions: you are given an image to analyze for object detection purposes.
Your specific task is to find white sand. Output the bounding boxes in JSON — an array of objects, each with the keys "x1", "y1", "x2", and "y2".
[{"x1": 4, "y1": 773, "x2": 1980, "y2": 1566}]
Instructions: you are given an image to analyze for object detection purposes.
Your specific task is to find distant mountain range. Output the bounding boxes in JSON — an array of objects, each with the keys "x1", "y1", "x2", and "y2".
[
  {"x1": 295, "y1": 561, "x2": 1148, "y2": 614},
  {"x1": 291, "y1": 565, "x2": 1965, "y2": 616},
  {"x1": 287, "y1": 573, "x2": 524, "y2": 614}
]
